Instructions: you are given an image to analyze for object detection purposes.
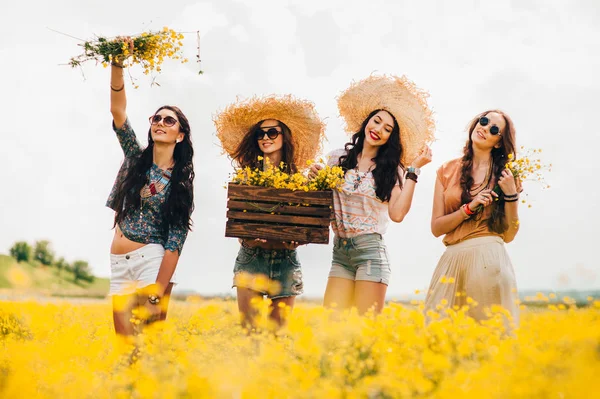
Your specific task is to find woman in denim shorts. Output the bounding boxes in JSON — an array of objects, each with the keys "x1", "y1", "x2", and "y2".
[
  {"x1": 106, "y1": 46, "x2": 194, "y2": 335},
  {"x1": 310, "y1": 75, "x2": 435, "y2": 314},
  {"x1": 214, "y1": 96, "x2": 325, "y2": 328}
]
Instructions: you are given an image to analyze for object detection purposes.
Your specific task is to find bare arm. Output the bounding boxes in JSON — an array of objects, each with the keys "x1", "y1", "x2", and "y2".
[
  {"x1": 431, "y1": 178, "x2": 497, "y2": 237},
  {"x1": 110, "y1": 64, "x2": 127, "y2": 128},
  {"x1": 155, "y1": 250, "x2": 179, "y2": 296},
  {"x1": 388, "y1": 145, "x2": 433, "y2": 223},
  {"x1": 109, "y1": 39, "x2": 132, "y2": 129},
  {"x1": 388, "y1": 180, "x2": 415, "y2": 223},
  {"x1": 503, "y1": 201, "x2": 520, "y2": 243},
  {"x1": 498, "y1": 169, "x2": 521, "y2": 243},
  {"x1": 431, "y1": 177, "x2": 468, "y2": 237}
]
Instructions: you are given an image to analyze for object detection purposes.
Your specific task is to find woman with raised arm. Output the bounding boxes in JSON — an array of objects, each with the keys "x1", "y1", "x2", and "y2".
[{"x1": 106, "y1": 44, "x2": 194, "y2": 336}]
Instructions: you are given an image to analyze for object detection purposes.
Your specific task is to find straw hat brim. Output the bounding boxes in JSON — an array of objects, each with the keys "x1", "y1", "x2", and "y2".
[
  {"x1": 214, "y1": 95, "x2": 326, "y2": 170},
  {"x1": 337, "y1": 75, "x2": 435, "y2": 165}
]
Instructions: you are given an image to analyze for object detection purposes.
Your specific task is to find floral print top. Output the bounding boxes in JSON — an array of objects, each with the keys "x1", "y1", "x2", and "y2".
[{"x1": 106, "y1": 119, "x2": 188, "y2": 254}]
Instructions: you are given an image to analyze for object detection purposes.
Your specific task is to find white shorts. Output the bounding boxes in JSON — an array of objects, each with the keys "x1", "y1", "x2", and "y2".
[{"x1": 108, "y1": 244, "x2": 177, "y2": 296}]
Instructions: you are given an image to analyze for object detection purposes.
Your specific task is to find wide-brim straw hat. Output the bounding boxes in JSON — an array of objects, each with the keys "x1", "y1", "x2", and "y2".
[
  {"x1": 214, "y1": 95, "x2": 326, "y2": 170},
  {"x1": 337, "y1": 75, "x2": 435, "y2": 165}
]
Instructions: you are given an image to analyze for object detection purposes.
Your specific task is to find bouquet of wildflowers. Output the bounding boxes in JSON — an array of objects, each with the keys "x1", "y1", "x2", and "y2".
[
  {"x1": 494, "y1": 147, "x2": 551, "y2": 206},
  {"x1": 69, "y1": 27, "x2": 189, "y2": 87}
]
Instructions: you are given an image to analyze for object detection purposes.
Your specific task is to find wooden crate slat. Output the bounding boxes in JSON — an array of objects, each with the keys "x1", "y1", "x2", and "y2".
[
  {"x1": 227, "y1": 210, "x2": 330, "y2": 227},
  {"x1": 226, "y1": 221, "x2": 329, "y2": 244},
  {"x1": 227, "y1": 200, "x2": 332, "y2": 217},
  {"x1": 227, "y1": 183, "x2": 332, "y2": 206}
]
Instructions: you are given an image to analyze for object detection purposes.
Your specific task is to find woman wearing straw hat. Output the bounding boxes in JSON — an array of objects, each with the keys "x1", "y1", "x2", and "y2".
[
  {"x1": 424, "y1": 110, "x2": 521, "y2": 328},
  {"x1": 310, "y1": 75, "x2": 435, "y2": 314},
  {"x1": 215, "y1": 95, "x2": 326, "y2": 329}
]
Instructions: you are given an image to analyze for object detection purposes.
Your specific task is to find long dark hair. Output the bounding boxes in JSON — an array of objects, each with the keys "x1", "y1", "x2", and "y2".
[
  {"x1": 337, "y1": 109, "x2": 403, "y2": 202},
  {"x1": 231, "y1": 120, "x2": 297, "y2": 173},
  {"x1": 460, "y1": 109, "x2": 516, "y2": 234},
  {"x1": 113, "y1": 105, "x2": 195, "y2": 232}
]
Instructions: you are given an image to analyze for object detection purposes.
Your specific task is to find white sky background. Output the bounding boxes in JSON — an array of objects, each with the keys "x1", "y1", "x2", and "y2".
[{"x1": 1, "y1": 0, "x2": 599, "y2": 298}]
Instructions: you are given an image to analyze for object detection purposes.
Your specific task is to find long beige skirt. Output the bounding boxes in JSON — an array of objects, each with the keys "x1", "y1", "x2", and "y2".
[{"x1": 424, "y1": 236, "x2": 519, "y2": 327}]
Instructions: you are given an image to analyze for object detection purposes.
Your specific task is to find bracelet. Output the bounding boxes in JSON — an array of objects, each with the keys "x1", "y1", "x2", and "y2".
[
  {"x1": 463, "y1": 203, "x2": 476, "y2": 216},
  {"x1": 111, "y1": 62, "x2": 124, "y2": 68},
  {"x1": 110, "y1": 83, "x2": 125, "y2": 92},
  {"x1": 504, "y1": 197, "x2": 519, "y2": 203},
  {"x1": 503, "y1": 192, "x2": 519, "y2": 199},
  {"x1": 405, "y1": 172, "x2": 418, "y2": 183},
  {"x1": 460, "y1": 205, "x2": 471, "y2": 220}
]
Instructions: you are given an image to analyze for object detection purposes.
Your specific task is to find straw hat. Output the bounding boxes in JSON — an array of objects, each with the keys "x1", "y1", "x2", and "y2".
[
  {"x1": 337, "y1": 75, "x2": 435, "y2": 165},
  {"x1": 214, "y1": 95, "x2": 326, "y2": 170}
]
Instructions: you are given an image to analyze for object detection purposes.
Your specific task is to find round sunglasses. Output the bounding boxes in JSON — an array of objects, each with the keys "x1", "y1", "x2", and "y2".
[
  {"x1": 479, "y1": 116, "x2": 501, "y2": 135},
  {"x1": 255, "y1": 127, "x2": 281, "y2": 141},
  {"x1": 149, "y1": 114, "x2": 179, "y2": 127}
]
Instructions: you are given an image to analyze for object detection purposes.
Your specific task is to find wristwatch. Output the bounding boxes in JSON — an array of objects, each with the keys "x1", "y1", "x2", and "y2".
[
  {"x1": 407, "y1": 166, "x2": 421, "y2": 176},
  {"x1": 148, "y1": 294, "x2": 161, "y2": 305}
]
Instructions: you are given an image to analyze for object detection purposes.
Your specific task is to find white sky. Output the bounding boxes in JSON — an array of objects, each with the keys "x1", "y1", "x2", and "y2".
[{"x1": 1, "y1": 0, "x2": 599, "y2": 298}]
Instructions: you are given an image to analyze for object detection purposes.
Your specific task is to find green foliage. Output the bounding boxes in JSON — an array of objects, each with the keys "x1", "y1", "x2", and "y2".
[
  {"x1": 33, "y1": 240, "x2": 55, "y2": 266},
  {"x1": 54, "y1": 257, "x2": 68, "y2": 271},
  {"x1": 9, "y1": 241, "x2": 31, "y2": 263},
  {"x1": 72, "y1": 260, "x2": 95, "y2": 283}
]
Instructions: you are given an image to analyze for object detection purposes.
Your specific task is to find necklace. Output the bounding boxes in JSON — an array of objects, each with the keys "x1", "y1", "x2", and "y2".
[
  {"x1": 470, "y1": 161, "x2": 493, "y2": 196},
  {"x1": 140, "y1": 167, "x2": 172, "y2": 198},
  {"x1": 353, "y1": 155, "x2": 375, "y2": 190}
]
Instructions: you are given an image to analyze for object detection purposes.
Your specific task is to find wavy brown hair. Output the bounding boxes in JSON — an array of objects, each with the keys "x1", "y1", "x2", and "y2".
[
  {"x1": 231, "y1": 120, "x2": 297, "y2": 173},
  {"x1": 460, "y1": 110, "x2": 516, "y2": 234},
  {"x1": 113, "y1": 105, "x2": 195, "y2": 233}
]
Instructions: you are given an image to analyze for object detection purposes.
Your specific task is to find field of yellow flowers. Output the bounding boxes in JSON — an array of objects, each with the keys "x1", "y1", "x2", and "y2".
[{"x1": 1, "y1": 297, "x2": 599, "y2": 398}]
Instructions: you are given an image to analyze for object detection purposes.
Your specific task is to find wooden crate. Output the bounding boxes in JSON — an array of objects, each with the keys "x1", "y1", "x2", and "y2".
[{"x1": 225, "y1": 183, "x2": 333, "y2": 244}]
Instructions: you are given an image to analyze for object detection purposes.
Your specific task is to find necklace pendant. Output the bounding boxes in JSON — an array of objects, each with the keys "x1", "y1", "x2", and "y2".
[{"x1": 149, "y1": 183, "x2": 157, "y2": 195}]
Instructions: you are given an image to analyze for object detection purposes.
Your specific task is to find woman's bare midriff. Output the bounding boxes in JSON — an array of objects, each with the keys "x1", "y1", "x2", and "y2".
[{"x1": 110, "y1": 225, "x2": 147, "y2": 255}]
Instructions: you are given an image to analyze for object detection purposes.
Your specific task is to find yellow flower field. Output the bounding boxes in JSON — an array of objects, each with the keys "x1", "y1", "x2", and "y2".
[{"x1": 1, "y1": 298, "x2": 599, "y2": 398}]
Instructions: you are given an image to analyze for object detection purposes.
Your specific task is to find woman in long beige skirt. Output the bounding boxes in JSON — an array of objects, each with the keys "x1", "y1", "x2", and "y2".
[{"x1": 424, "y1": 110, "x2": 521, "y2": 328}]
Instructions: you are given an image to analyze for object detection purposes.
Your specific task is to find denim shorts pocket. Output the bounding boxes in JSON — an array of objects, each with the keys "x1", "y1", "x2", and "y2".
[
  {"x1": 286, "y1": 251, "x2": 301, "y2": 267},
  {"x1": 235, "y1": 247, "x2": 256, "y2": 265}
]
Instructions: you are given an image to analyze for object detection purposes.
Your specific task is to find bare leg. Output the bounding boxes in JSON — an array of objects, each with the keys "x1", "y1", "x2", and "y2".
[
  {"x1": 323, "y1": 277, "x2": 355, "y2": 310},
  {"x1": 354, "y1": 281, "x2": 388, "y2": 315},
  {"x1": 270, "y1": 296, "x2": 295, "y2": 327},
  {"x1": 236, "y1": 287, "x2": 263, "y2": 330}
]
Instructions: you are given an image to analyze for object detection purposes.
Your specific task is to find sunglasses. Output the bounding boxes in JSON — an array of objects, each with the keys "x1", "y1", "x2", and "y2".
[
  {"x1": 479, "y1": 116, "x2": 501, "y2": 135},
  {"x1": 149, "y1": 114, "x2": 179, "y2": 127},
  {"x1": 255, "y1": 127, "x2": 281, "y2": 141}
]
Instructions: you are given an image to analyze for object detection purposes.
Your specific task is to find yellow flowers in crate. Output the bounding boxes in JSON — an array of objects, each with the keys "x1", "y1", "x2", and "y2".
[
  {"x1": 69, "y1": 27, "x2": 189, "y2": 86},
  {"x1": 231, "y1": 157, "x2": 344, "y2": 192}
]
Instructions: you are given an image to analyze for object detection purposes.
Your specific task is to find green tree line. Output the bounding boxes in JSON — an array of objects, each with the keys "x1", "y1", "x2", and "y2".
[{"x1": 9, "y1": 240, "x2": 95, "y2": 283}]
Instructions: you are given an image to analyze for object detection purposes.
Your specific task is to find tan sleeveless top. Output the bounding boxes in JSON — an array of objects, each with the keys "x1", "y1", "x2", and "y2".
[{"x1": 438, "y1": 158, "x2": 504, "y2": 246}]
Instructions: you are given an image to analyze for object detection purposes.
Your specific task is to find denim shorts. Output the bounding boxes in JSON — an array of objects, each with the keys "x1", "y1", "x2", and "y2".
[
  {"x1": 109, "y1": 244, "x2": 177, "y2": 296},
  {"x1": 329, "y1": 234, "x2": 391, "y2": 285},
  {"x1": 232, "y1": 244, "x2": 304, "y2": 299}
]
